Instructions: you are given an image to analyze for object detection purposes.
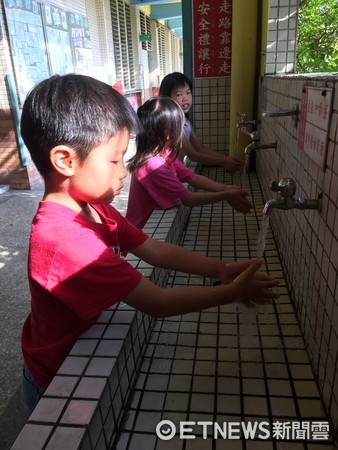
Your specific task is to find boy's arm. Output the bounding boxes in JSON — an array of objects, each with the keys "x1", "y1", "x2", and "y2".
[
  {"x1": 124, "y1": 257, "x2": 279, "y2": 318},
  {"x1": 132, "y1": 236, "x2": 226, "y2": 279},
  {"x1": 132, "y1": 237, "x2": 268, "y2": 284}
]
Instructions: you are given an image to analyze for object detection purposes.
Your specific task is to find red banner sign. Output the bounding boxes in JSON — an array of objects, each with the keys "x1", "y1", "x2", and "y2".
[
  {"x1": 193, "y1": 0, "x2": 232, "y2": 78},
  {"x1": 298, "y1": 87, "x2": 333, "y2": 170}
]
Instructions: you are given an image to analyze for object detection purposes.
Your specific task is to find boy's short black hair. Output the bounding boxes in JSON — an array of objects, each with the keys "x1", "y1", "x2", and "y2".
[
  {"x1": 20, "y1": 74, "x2": 140, "y2": 176},
  {"x1": 159, "y1": 72, "x2": 192, "y2": 97}
]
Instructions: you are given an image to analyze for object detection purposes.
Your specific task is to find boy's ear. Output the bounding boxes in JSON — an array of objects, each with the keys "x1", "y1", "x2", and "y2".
[{"x1": 49, "y1": 146, "x2": 78, "y2": 176}]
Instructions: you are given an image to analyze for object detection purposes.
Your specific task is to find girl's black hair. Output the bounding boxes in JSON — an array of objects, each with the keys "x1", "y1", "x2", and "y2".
[
  {"x1": 159, "y1": 72, "x2": 192, "y2": 97},
  {"x1": 20, "y1": 74, "x2": 140, "y2": 176},
  {"x1": 127, "y1": 97, "x2": 184, "y2": 173}
]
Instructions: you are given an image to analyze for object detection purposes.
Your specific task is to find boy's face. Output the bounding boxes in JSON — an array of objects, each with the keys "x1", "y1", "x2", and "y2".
[
  {"x1": 70, "y1": 128, "x2": 130, "y2": 205},
  {"x1": 170, "y1": 83, "x2": 192, "y2": 114}
]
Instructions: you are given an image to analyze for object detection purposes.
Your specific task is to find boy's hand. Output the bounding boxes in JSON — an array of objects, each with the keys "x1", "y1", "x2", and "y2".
[
  {"x1": 223, "y1": 156, "x2": 245, "y2": 173},
  {"x1": 232, "y1": 259, "x2": 279, "y2": 299},
  {"x1": 216, "y1": 259, "x2": 280, "y2": 304},
  {"x1": 216, "y1": 259, "x2": 253, "y2": 284}
]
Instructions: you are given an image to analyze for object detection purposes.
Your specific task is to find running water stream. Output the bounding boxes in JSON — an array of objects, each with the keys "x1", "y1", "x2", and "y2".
[
  {"x1": 236, "y1": 127, "x2": 240, "y2": 154},
  {"x1": 240, "y1": 214, "x2": 271, "y2": 342},
  {"x1": 257, "y1": 214, "x2": 270, "y2": 258},
  {"x1": 242, "y1": 153, "x2": 250, "y2": 178}
]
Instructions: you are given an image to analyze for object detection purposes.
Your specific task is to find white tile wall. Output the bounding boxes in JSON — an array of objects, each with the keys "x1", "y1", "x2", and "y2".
[
  {"x1": 192, "y1": 77, "x2": 231, "y2": 153},
  {"x1": 256, "y1": 73, "x2": 338, "y2": 440},
  {"x1": 266, "y1": 0, "x2": 299, "y2": 74}
]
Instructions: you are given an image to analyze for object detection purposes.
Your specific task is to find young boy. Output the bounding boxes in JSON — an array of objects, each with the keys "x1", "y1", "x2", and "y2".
[
  {"x1": 20, "y1": 74, "x2": 279, "y2": 412},
  {"x1": 159, "y1": 72, "x2": 244, "y2": 172}
]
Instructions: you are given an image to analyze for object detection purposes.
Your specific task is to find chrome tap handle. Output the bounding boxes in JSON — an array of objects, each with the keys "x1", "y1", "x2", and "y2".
[
  {"x1": 236, "y1": 112, "x2": 247, "y2": 121},
  {"x1": 270, "y1": 178, "x2": 296, "y2": 198},
  {"x1": 270, "y1": 180, "x2": 280, "y2": 192}
]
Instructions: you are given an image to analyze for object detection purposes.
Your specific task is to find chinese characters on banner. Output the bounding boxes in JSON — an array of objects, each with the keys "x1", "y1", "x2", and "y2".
[
  {"x1": 193, "y1": 0, "x2": 232, "y2": 78},
  {"x1": 298, "y1": 87, "x2": 333, "y2": 170}
]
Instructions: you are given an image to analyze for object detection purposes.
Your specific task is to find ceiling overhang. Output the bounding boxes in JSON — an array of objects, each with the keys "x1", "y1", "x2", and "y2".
[{"x1": 130, "y1": 0, "x2": 182, "y2": 37}]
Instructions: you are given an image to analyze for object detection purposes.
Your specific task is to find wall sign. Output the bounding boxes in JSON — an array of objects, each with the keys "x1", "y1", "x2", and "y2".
[
  {"x1": 139, "y1": 33, "x2": 152, "y2": 41},
  {"x1": 298, "y1": 87, "x2": 333, "y2": 171},
  {"x1": 193, "y1": 0, "x2": 232, "y2": 78},
  {"x1": 41, "y1": 3, "x2": 74, "y2": 74},
  {"x1": 69, "y1": 13, "x2": 92, "y2": 73},
  {"x1": 3, "y1": 1, "x2": 92, "y2": 104},
  {"x1": 4, "y1": 0, "x2": 50, "y2": 103}
]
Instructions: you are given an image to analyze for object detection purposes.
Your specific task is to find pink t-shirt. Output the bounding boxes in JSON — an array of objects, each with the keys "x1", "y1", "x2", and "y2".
[
  {"x1": 126, "y1": 153, "x2": 195, "y2": 229},
  {"x1": 22, "y1": 201, "x2": 147, "y2": 388}
]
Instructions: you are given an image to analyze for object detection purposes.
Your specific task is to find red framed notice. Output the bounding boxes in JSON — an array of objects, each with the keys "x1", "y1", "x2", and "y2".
[
  {"x1": 193, "y1": 0, "x2": 232, "y2": 78},
  {"x1": 298, "y1": 87, "x2": 333, "y2": 171}
]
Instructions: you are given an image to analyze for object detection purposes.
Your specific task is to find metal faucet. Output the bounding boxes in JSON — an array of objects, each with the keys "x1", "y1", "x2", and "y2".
[
  {"x1": 245, "y1": 138, "x2": 277, "y2": 154},
  {"x1": 243, "y1": 130, "x2": 277, "y2": 154},
  {"x1": 263, "y1": 178, "x2": 322, "y2": 215},
  {"x1": 236, "y1": 112, "x2": 260, "y2": 128}
]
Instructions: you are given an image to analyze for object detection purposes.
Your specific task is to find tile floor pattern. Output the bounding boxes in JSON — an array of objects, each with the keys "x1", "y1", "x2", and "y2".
[{"x1": 114, "y1": 170, "x2": 337, "y2": 450}]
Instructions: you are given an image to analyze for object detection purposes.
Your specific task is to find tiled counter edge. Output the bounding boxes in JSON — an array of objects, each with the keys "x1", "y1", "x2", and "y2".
[{"x1": 11, "y1": 203, "x2": 192, "y2": 450}]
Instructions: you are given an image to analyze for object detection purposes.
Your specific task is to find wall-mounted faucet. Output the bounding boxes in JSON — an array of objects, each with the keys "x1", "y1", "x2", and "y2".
[
  {"x1": 236, "y1": 112, "x2": 260, "y2": 128},
  {"x1": 238, "y1": 127, "x2": 276, "y2": 153},
  {"x1": 244, "y1": 130, "x2": 277, "y2": 155},
  {"x1": 262, "y1": 104, "x2": 299, "y2": 127},
  {"x1": 241, "y1": 129, "x2": 277, "y2": 173},
  {"x1": 263, "y1": 178, "x2": 322, "y2": 215}
]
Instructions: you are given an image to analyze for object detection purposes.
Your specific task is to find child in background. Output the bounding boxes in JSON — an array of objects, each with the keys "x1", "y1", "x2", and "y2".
[
  {"x1": 159, "y1": 72, "x2": 244, "y2": 172},
  {"x1": 20, "y1": 74, "x2": 279, "y2": 412},
  {"x1": 126, "y1": 97, "x2": 252, "y2": 230}
]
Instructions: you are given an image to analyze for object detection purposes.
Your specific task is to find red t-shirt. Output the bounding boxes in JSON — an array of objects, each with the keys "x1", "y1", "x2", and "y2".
[{"x1": 22, "y1": 201, "x2": 148, "y2": 389}]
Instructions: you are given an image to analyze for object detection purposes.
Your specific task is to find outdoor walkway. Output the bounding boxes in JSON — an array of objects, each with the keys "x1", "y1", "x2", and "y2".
[{"x1": 0, "y1": 187, "x2": 43, "y2": 450}]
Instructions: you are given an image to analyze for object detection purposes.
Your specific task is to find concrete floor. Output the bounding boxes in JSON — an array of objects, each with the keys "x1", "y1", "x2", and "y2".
[{"x1": 0, "y1": 188, "x2": 43, "y2": 450}]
